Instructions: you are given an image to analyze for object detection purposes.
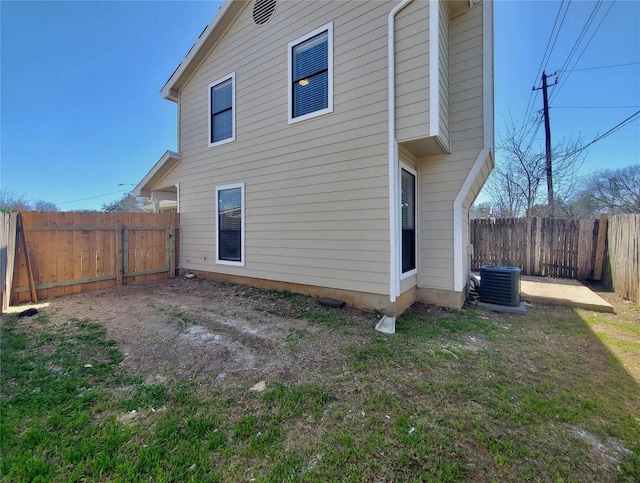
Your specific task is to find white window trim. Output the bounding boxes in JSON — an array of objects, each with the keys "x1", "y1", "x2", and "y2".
[
  {"x1": 287, "y1": 22, "x2": 334, "y2": 125},
  {"x1": 400, "y1": 163, "x2": 417, "y2": 280},
  {"x1": 215, "y1": 182, "x2": 245, "y2": 267},
  {"x1": 208, "y1": 72, "x2": 236, "y2": 148}
]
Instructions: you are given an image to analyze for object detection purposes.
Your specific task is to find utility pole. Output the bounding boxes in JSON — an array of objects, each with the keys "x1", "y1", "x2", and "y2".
[{"x1": 535, "y1": 71, "x2": 558, "y2": 216}]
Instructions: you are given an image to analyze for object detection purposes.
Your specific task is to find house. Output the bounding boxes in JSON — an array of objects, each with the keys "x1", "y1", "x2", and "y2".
[{"x1": 134, "y1": 0, "x2": 494, "y2": 317}]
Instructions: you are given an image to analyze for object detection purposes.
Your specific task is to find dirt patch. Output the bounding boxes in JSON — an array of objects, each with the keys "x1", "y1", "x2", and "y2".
[
  {"x1": 587, "y1": 283, "x2": 640, "y2": 318},
  {"x1": 15, "y1": 278, "x2": 378, "y2": 387},
  {"x1": 569, "y1": 426, "x2": 632, "y2": 464}
]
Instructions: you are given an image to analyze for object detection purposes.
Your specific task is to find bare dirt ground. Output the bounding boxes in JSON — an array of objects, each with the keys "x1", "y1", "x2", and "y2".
[
  {"x1": 11, "y1": 278, "x2": 381, "y2": 387},
  {"x1": 7, "y1": 278, "x2": 637, "y2": 389}
]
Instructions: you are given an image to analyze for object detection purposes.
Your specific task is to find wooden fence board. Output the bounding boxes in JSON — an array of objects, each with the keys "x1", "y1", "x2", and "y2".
[
  {"x1": 471, "y1": 217, "x2": 601, "y2": 280},
  {"x1": 62, "y1": 212, "x2": 75, "y2": 296},
  {"x1": 593, "y1": 214, "x2": 608, "y2": 281},
  {"x1": 18, "y1": 214, "x2": 38, "y2": 303},
  {"x1": 604, "y1": 214, "x2": 640, "y2": 304},
  {"x1": 9, "y1": 212, "x2": 179, "y2": 304},
  {"x1": 115, "y1": 225, "x2": 123, "y2": 287},
  {"x1": 577, "y1": 220, "x2": 594, "y2": 280},
  {"x1": 1, "y1": 213, "x2": 11, "y2": 313}
]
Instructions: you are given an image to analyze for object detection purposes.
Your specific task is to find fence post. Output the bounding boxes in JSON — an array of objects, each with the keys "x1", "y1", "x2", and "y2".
[
  {"x1": 122, "y1": 227, "x2": 129, "y2": 277},
  {"x1": 533, "y1": 218, "x2": 541, "y2": 275},
  {"x1": 17, "y1": 213, "x2": 38, "y2": 303},
  {"x1": 169, "y1": 226, "x2": 176, "y2": 278},
  {"x1": 524, "y1": 218, "x2": 531, "y2": 274},
  {"x1": 593, "y1": 214, "x2": 608, "y2": 281},
  {"x1": 115, "y1": 225, "x2": 123, "y2": 286},
  {"x1": 0, "y1": 213, "x2": 9, "y2": 312}
]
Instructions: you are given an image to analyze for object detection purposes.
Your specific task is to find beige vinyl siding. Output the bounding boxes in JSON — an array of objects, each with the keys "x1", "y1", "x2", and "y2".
[
  {"x1": 460, "y1": 150, "x2": 492, "y2": 279},
  {"x1": 176, "y1": 0, "x2": 395, "y2": 296},
  {"x1": 461, "y1": 206, "x2": 470, "y2": 278},
  {"x1": 395, "y1": 0, "x2": 429, "y2": 142},
  {"x1": 399, "y1": 144, "x2": 417, "y2": 170},
  {"x1": 438, "y1": 1, "x2": 451, "y2": 149},
  {"x1": 464, "y1": 154, "x2": 493, "y2": 209},
  {"x1": 449, "y1": 5, "x2": 485, "y2": 151},
  {"x1": 417, "y1": 2, "x2": 486, "y2": 292},
  {"x1": 401, "y1": 274, "x2": 417, "y2": 294}
]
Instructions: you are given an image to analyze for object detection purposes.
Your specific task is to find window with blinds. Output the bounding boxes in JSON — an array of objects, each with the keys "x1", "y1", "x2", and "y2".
[
  {"x1": 208, "y1": 73, "x2": 235, "y2": 147},
  {"x1": 216, "y1": 183, "x2": 244, "y2": 265},
  {"x1": 401, "y1": 168, "x2": 416, "y2": 274},
  {"x1": 288, "y1": 23, "x2": 333, "y2": 123}
]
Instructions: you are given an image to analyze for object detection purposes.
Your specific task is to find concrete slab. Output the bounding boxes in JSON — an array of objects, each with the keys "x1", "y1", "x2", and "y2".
[
  {"x1": 520, "y1": 276, "x2": 614, "y2": 313},
  {"x1": 478, "y1": 301, "x2": 527, "y2": 314}
]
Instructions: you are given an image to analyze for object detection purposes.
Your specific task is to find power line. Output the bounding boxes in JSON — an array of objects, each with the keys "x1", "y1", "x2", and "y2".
[
  {"x1": 560, "y1": 61, "x2": 640, "y2": 72},
  {"x1": 556, "y1": 0, "x2": 603, "y2": 75},
  {"x1": 529, "y1": 116, "x2": 543, "y2": 142},
  {"x1": 551, "y1": 105, "x2": 640, "y2": 109},
  {"x1": 522, "y1": 1, "x2": 570, "y2": 130},
  {"x1": 551, "y1": 1, "x2": 616, "y2": 103},
  {"x1": 590, "y1": 110, "x2": 640, "y2": 144},
  {"x1": 57, "y1": 189, "x2": 129, "y2": 206},
  {"x1": 521, "y1": 90, "x2": 540, "y2": 132},
  {"x1": 522, "y1": 109, "x2": 544, "y2": 145},
  {"x1": 543, "y1": 0, "x2": 571, "y2": 73},
  {"x1": 565, "y1": 0, "x2": 616, "y2": 72},
  {"x1": 569, "y1": 110, "x2": 640, "y2": 155}
]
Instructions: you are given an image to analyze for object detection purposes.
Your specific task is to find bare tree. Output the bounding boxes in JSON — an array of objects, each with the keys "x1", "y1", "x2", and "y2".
[
  {"x1": 102, "y1": 194, "x2": 144, "y2": 212},
  {"x1": 33, "y1": 200, "x2": 59, "y2": 211},
  {"x1": 0, "y1": 190, "x2": 31, "y2": 211},
  {"x1": 483, "y1": 118, "x2": 585, "y2": 217},
  {"x1": 484, "y1": 118, "x2": 545, "y2": 217},
  {"x1": 469, "y1": 202, "x2": 494, "y2": 219},
  {"x1": 583, "y1": 164, "x2": 640, "y2": 214},
  {"x1": 0, "y1": 190, "x2": 59, "y2": 212}
]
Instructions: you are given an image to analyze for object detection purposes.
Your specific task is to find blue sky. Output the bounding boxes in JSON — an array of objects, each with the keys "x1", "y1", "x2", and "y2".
[{"x1": 1, "y1": 0, "x2": 639, "y2": 211}]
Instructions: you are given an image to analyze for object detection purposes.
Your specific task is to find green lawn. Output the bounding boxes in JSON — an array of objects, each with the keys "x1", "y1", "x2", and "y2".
[{"x1": 1, "y1": 293, "x2": 638, "y2": 482}]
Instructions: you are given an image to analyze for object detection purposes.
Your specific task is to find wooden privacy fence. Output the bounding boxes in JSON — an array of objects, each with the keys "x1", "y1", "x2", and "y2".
[
  {"x1": 0, "y1": 212, "x2": 10, "y2": 313},
  {"x1": 470, "y1": 217, "x2": 607, "y2": 280},
  {"x1": 2, "y1": 211, "x2": 179, "y2": 308},
  {"x1": 603, "y1": 214, "x2": 640, "y2": 304}
]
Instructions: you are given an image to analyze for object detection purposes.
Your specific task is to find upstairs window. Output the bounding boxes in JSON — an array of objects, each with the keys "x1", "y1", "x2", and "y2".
[
  {"x1": 209, "y1": 73, "x2": 235, "y2": 147},
  {"x1": 288, "y1": 23, "x2": 333, "y2": 124}
]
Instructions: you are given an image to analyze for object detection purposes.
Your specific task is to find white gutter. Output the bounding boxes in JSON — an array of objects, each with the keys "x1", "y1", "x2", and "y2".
[{"x1": 388, "y1": 0, "x2": 414, "y2": 303}]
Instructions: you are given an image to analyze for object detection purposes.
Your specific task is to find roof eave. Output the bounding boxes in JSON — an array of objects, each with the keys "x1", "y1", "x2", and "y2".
[
  {"x1": 160, "y1": 0, "x2": 248, "y2": 101},
  {"x1": 161, "y1": 86, "x2": 179, "y2": 103},
  {"x1": 134, "y1": 150, "x2": 181, "y2": 197}
]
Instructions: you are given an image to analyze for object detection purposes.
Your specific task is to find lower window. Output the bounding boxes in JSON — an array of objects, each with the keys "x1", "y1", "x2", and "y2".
[
  {"x1": 216, "y1": 183, "x2": 244, "y2": 265},
  {"x1": 401, "y1": 168, "x2": 416, "y2": 274}
]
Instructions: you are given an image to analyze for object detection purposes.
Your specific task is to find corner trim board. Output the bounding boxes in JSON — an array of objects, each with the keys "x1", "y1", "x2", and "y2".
[{"x1": 429, "y1": 0, "x2": 440, "y2": 137}]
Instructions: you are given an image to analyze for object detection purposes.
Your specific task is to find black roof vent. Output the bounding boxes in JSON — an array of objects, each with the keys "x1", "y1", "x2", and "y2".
[{"x1": 253, "y1": 0, "x2": 277, "y2": 25}]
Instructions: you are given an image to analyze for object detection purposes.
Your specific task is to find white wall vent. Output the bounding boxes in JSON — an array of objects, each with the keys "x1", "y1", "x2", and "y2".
[{"x1": 253, "y1": 0, "x2": 277, "y2": 25}]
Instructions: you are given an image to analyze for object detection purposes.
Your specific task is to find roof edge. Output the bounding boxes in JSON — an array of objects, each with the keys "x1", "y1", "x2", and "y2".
[
  {"x1": 160, "y1": 0, "x2": 246, "y2": 101},
  {"x1": 134, "y1": 150, "x2": 181, "y2": 197}
]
